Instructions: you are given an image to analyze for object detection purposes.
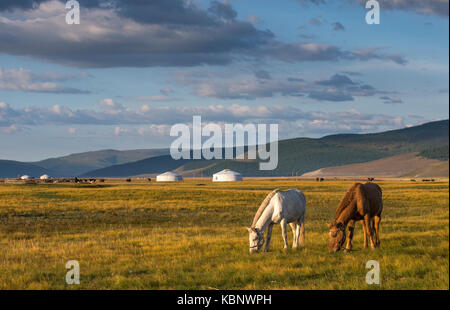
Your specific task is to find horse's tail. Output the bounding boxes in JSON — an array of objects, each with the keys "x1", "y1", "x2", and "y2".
[
  {"x1": 251, "y1": 189, "x2": 280, "y2": 228},
  {"x1": 299, "y1": 216, "x2": 305, "y2": 247}
]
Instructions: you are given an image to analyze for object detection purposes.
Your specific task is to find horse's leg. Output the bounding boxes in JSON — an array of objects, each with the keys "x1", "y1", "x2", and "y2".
[
  {"x1": 298, "y1": 216, "x2": 305, "y2": 247},
  {"x1": 364, "y1": 215, "x2": 376, "y2": 249},
  {"x1": 344, "y1": 220, "x2": 355, "y2": 252},
  {"x1": 362, "y1": 220, "x2": 368, "y2": 249},
  {"x1": 290, "y1": 222, "x2": 298, "y2": 249},
  {"x1": 264, "y1": 223, "x2": 274, "y2": 252},
  {"x1": 374, "y1": 215, "x2": 381, "y2": 247},
  {"x1": 280, "y1": 219, "x2": 288, "y2": 250}
]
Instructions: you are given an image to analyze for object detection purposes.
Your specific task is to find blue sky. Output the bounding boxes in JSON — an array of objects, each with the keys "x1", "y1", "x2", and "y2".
[{"x1": 0, "y1": 0, "x2": 448, "y2": 161}]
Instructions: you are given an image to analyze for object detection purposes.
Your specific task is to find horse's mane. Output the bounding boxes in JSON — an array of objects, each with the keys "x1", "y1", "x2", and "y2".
[
  {"x1": 334, "y1": 183, "x2": 361, "y2": 221},
  {"x1": 251, "y1": 189, "x2": 280, "y2": 228}
]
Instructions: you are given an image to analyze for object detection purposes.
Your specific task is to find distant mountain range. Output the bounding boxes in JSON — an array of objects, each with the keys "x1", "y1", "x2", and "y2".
[
  {"x1": 0, "y1": 160, "x2": 55, "y2": 178},
  {"x1": 0, "y1": 149, "x2": 168, "y2": 178},
  {"x1": 83, "y1": 119, "x2": 449, "y2": 177},
  {"x1": 0, "y1": 120, "x2": 448, "y2": 178},
  {"x1": 33, "y1": 148, "x2": 168, "y2": 176}
]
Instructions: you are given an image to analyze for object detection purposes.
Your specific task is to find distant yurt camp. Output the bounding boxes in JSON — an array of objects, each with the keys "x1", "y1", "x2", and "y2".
[
  {"x1": 156, "y1": 171, "x2": 183, "y2": 182},
  {"x1": 40, "y1": 174, "x2": 50, "y2": 180},
  {"x1": 212, "y1": 169, "x2": 243, "y2": 182},
  {"x1": 20, "y1": 175, "x2": 30, "y2": 180}
]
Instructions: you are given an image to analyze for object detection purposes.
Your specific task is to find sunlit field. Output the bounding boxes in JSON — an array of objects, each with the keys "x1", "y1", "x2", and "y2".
[{"x1": 0, "y1": 179, "x2": 448, "y2": 289}]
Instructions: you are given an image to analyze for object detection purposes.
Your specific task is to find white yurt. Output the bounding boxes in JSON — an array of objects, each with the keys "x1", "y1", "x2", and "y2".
[
  {"x1": 20, "y1": 175, "x2": 30, "y2": 180},
  {"x1": 156, "y1": 171, "x2": 183, "y2": 182},
  {"x1": 212, "y1": 169, "x2": 243, "y2": 182},
  {"x1": 40, "y1": 174, "x2": 50, "y2": 180}
]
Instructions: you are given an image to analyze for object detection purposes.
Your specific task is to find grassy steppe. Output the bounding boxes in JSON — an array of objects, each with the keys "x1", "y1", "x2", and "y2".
[{"x1": 0, "y1": 179, "x2": 448, "y2": 289}]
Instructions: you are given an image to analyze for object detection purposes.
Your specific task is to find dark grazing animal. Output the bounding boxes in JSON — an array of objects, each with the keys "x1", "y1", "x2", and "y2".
[{"x1": 328, "y1": 182, "x2": 383, "y2": 253}]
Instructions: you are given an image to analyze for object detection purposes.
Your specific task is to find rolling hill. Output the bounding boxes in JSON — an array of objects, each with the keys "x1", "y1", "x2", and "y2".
[
  {"x1": 403, "y1": 161, "x2": 449, "y2": 178},
  {"x1": 32, "y1": 148, "x2": 169, "y2": 176},
  {"x1": 0, "y1": 160, "x2": 55, "y2": 178},
  {"x1": 83, "y1": 119, "x2": 449, "y2": 177},
  {"x1": 1, "y1": 120, "x2": 447, "y2": 178},
  {"x1": 301, "y1": 153, "x2": 449, "y2": 178}
]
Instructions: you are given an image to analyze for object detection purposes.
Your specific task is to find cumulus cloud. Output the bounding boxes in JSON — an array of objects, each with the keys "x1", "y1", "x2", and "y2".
[
  {"x1": 0, "y1": 124, "x2": 19, "y2": 134},
  {"x1": 0, "y1": 100, "x2": 405, "y2": 137},
  {"x1": 380, "y1": 95, "x2": 403, "y2": 104},
  {"x1": 99, "y1": 98, "x2": 125, "y2": 114},
  {"x1": 0, "y1": 1, "x2": 272, "y2": 67},
  {"x1": 351, "y1": 47, "x2": 408, "y2": 65},
  {"x1": 0, "y1": 67, "x2": 89, "y2": 93},
  {"x1": 0, "y1": 0, "x2": 407, "y2": 68},
  {"x1": 208, "y1": 0, "x2": 237, "y2": 20},
  {"x1": 187, "y1": 75, "x2": 306, "y2": 99},
  {"x1": 315, "y1": 74, "x2": 356, "y2": 87},
  {"x1": 174, "y1": 71, "x2": 387, "y2": 101}
]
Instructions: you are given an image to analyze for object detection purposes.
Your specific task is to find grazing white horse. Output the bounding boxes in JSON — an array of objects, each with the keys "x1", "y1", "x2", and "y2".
[{"x1": 246, "y1": 189, "x2": 306, "y2": 253}]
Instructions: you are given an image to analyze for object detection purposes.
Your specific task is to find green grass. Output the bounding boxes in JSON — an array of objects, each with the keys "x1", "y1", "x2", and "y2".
[{"x1": 0, "y1": 179, "x2": 448, "y2": 289}]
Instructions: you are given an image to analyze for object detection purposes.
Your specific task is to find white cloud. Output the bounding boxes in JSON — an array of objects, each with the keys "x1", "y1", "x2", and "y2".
[
  {"x1": 0, "y1": 124, "x2": 19, "y2": 134},
  {"x1": 0, "y1": 0, "x2": 407, "y2": 68},
  {"x1": 174, "y1": 71, "x2": 389, "y2": 101},
  {"x1": 0, "y1": 100, "x2": 406, "y2": 137},
  {"x1": 0, "y1": 67, "x2": 89, "y2": 93}
]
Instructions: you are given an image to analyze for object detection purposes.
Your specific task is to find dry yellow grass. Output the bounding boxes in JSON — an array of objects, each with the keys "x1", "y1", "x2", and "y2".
[{"x1": 0, "y1": 179, "x2": 448, "y2": 289}]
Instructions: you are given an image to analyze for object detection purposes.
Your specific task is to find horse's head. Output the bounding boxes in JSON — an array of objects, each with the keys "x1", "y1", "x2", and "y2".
[
  {"x1": 246, "y1": 227, "x2": 264, "y2": 254},
  {"x1": 328, "y1": 221, "x2": 346, "y2": 253}
]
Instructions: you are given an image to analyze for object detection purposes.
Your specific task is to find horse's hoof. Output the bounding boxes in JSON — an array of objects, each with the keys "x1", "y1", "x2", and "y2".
[{"x1": 343, "y1": 248, "x2": 351, "y2": 253}]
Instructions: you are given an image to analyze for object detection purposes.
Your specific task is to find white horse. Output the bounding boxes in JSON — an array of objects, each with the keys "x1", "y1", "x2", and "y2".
[{"x1": 246, "y1": 189, "x2": 306, "y2": 253}]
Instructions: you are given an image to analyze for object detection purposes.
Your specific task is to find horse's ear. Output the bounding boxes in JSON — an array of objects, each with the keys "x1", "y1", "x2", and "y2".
[
  {"x1": 327, "y1": 222, "x2": 333, "y2": 229},
  {"x1": 246, "y1": 227, "x2": 252, "y2": 233}
]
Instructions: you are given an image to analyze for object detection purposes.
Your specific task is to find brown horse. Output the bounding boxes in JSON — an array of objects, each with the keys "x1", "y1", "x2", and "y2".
[{"x1": 328, "y1": 182, "x2": 383, "y2": 252}]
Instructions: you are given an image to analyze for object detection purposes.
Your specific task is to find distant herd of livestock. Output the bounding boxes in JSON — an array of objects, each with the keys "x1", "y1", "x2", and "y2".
[
  {"x1": 0, "y1": 176, "x2": 438, "y2": 185},
  {"x1": 0, "y1": 177, "x2": 152, "y2": 184}
]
